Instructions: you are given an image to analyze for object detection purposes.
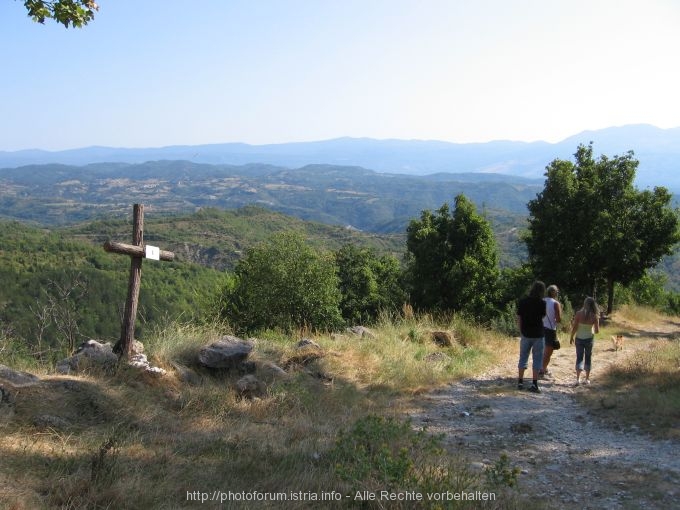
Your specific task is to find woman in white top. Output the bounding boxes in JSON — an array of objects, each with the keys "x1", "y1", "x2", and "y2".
[
  {"x1": 540, "y1": 285, "x2": 562, "y2": 377},
  {"x1": 569, "y1": 297, "x2": 600, "y2": 385}
]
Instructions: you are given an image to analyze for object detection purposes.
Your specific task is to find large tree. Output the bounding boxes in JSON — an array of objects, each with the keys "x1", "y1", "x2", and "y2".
[
  {"x1": 405, "y1": 194, "x2": 499, "y2": 319},
  {"x1": 21, "y1": 0, "x2": 98, "y2": 28},
  {"x1": 526, "y1": 143, "x2": 680, "y2": 314},
  {"x1": 335, "y1": 244, "x2": 406, "y2": 323}
]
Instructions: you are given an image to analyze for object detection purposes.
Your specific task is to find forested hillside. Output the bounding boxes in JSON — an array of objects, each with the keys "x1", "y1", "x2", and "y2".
[
  {"x1": 0, "y1": 207, "x2": 409, "y2": 356},
  {"x1": 0, "y1": 161, "x2": 531, "y2": 267},
  {"x1": 0, "y1": 220, "x2": 227, "y2": 354},
  {"x1": 64, "y1": 206, "x2": 407, "y2": 270},
  {"x1": 0, "y1": 161, "x2": 539, "y2": 233}
]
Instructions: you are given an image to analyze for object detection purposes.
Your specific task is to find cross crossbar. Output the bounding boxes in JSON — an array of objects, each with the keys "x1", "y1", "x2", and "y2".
[{"x1": 103, "y1": 241, "x2": 175, "y2": 261}]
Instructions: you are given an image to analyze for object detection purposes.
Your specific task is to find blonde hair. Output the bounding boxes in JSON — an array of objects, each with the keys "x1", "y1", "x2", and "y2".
[
  {"x1": 547, "y1": 285, "x2": 559, "y2": 298},
  {"x1": 582, "y1": 297, "x2": 599, "y2": 320}
]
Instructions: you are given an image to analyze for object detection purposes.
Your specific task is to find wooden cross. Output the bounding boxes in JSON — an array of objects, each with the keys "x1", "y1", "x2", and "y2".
[{"x1": 103, "y1": 204, "x2": 174, "y2": 357}]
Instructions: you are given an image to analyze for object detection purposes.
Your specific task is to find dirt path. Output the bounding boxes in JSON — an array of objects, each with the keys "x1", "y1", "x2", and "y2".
[{"x1": 411, "y1": 319, "x2": 680, "y2": 509}]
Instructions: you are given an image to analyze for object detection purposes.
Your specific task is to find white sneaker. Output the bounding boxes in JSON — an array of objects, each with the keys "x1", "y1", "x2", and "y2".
[
  {"x1": 574, "y1": 379, "x2": 580, "y2": 386},
  {"x1": 585, "y1": 379, "x2": 591, "y2": 385}
]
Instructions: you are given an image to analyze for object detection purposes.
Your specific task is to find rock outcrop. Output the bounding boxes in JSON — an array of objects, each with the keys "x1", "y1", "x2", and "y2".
[{"x1": 198, "y1": 336, "x2": 254, "y2": 370}]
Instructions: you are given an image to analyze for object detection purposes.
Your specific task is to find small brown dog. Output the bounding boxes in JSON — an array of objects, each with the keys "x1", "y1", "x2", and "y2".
[{"x1": 611, "y1": 334, "x2": 624, "y2": 351}]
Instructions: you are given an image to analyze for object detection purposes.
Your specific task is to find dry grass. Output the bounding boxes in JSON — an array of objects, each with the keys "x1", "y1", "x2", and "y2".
[
  {"x1": 6, "y1": 304, "x2": 676, "y2": 509},
  {"x1": 0, "y1": 315, "x2": 518, "y2": 509},
  {"x1": 576, "y1": 307, "x2": 680, "y2": 440},
  {"x1": 614, "y1": 303, "x2": 672, "y2": 328},
  {"x1": 578, "y1": 338, "x2": 680, "y2": 439}
]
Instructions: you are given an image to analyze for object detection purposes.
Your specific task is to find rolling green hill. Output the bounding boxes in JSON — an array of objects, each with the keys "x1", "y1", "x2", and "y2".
[
  {"x1": 63, "y1": 205, "x2": 407, "y2": 271},
  {"x1": 0, "y1": 160, "x2": 531, "y2": 269},
  {"x1": 0, "y1": 206, "x2": 410, "y2": 355},
  {"x1": 0, "y1": 219, "x2": 228, "y2": 352}
]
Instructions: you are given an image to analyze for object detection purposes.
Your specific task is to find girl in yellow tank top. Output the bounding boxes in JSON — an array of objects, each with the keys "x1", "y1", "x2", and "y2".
[
  {"x1": 575, "y1": 321, "x2": 594, "y2": 339},
  {"x1": 570, "y1": 297, "x2": 600, "y2": 385}
]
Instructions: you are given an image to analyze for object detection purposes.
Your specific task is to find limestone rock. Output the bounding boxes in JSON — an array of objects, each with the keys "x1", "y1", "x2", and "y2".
[
  {"x1": 346, "y1": 326, "x2": 376, "y2": 339},
  {"x1": 283, "y1": 340, "x2": 325, "y2": 370},
  {"x1": 0, "y1": 364, "x2": 41, "y2": 387},
  {"x1": 56, "y1": 339, "x2": 118, "y2": 374},
  {"x1": 257, "y1": 361, "x2": 289, "y2": 383},
  {"x1": 129, "y1": 353, "x2": 166, "y2": 377},
  {"x1": 171, "y1": 362, "x2": 203, "y2": 385},
  {"x1": 297, "y1": 338, "x2": 321, "y2": 349},
  {"x1": 235, "y1": 374, "x2": 264, "y2": 399},
  {"x1": 33, "y1": 414, "x2": 71, "y2": 430},
  {"x1": 198, "y1": 336, "x2": 254, "y2": 369}
]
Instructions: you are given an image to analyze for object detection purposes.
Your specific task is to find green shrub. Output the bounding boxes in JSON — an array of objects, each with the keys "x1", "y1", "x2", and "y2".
[
  {"x1": 485, "y1": 453, "x2": 521, "y2": 489},
  {"x1": 328, "y1": 414, "x2": 483, "y2": 501},
  {"x1": 223, "y1": 231, "x2": 344, "y2": 334}
]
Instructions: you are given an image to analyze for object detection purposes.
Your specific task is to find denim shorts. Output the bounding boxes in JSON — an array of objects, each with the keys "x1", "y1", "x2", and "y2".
[{"x1": 518, "y1": 335, "x2": 545, "y2": 371}]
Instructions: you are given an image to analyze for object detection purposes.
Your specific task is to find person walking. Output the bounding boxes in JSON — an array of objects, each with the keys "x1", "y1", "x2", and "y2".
[
  {"x1": 540, "y1": 285, "x2": 562, "y2": 378},
  {"x1": 517, "y1": 280, "x2": 547, "y2": 393},
  {"x1": 569, "y1": 296, "x2": 600, "y2": 385}
]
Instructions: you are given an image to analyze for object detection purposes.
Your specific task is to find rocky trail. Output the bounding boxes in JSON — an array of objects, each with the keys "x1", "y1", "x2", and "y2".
[{"x1": 411, "y1": 318, "x2": 680, "y2": 509}]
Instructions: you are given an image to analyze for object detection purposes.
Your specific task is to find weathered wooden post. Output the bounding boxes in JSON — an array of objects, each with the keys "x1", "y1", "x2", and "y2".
[{"x1": 103, "y1": 204, "x2": 174, "y2": 357}]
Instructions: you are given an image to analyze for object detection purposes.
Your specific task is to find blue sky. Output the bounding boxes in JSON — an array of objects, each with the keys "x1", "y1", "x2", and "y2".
[{"x1": 2, "y1": 0, "x2": 680, "y2": 151}]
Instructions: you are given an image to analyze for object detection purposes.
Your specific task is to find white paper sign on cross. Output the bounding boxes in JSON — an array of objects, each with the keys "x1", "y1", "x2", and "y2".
[{"x1": 145, "y1": 245, "x2": 160, "y2": 261}]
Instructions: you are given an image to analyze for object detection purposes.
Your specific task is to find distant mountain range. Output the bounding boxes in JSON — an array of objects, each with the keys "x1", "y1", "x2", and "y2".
[{"x1": 1, "y1": 124, "x2": 679, "y2": 190}]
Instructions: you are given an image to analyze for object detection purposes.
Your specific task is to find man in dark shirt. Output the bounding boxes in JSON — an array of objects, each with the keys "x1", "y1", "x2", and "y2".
[{"x1": 517, "y1": 280, "x2": 547, "y2": 393}]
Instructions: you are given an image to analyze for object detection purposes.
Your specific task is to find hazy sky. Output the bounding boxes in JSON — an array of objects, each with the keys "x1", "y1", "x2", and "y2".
[{"x1": 2, "y1": 0, "x2": 679, "y2": 151}]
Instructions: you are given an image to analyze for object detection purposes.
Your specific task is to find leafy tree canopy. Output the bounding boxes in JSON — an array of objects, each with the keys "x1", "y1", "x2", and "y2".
[
  {"x1": 335, "y1": 244, "x2": 406, "y2": 323},
  {"x1": 526, "y1": 143, "x2": 680, "y2": 313},
  {"x1": 22, "y1": 0, "x2": 98, "y2": 28},
  {"x1": 223, "y1": 231, "x2": 344, "y2": 334},
  {"x1": 405, "y1": 194, "x2": 500, "y2": 320}
]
